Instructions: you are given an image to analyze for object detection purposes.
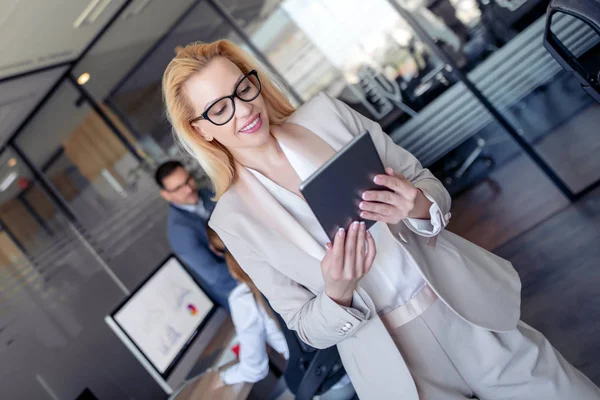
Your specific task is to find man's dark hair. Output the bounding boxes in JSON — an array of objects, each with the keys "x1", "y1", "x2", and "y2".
[{"x1": 155, "y1": 160, "x2": 184, "y2": 189}]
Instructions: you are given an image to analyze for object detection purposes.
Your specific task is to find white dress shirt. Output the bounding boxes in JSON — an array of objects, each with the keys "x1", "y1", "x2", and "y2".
[
  {"x1": 174, "y1": 200, "x2": 210, "y2": 220},
  {"x1": 247, "y1": 141, "x2": 445, "y2": 315},
  {"x1": 220, "y1": 283, "x2": 289, "y2": 385}
]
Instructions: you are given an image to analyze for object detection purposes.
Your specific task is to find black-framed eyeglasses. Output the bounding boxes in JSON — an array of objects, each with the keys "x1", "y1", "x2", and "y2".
[
  {"x1": 189, "y1": 70, "x2": 261, "y2": 126},
  {"x1": 165, "y1": 175, "x2": 194, "y2": 193}
]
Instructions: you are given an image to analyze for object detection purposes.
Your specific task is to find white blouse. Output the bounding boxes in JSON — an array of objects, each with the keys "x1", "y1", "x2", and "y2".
[
  {"x1": 220, "y1": 283, "x2": 289, "y2": 385},
  {"x1": 247, "y1": 142, "x2": 444, "y2": 315}
]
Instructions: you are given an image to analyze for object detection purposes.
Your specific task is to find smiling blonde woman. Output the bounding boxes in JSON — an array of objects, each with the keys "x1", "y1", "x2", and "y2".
[{"x1": 162, "y1": 40, "x2": 600, "y2": 400}]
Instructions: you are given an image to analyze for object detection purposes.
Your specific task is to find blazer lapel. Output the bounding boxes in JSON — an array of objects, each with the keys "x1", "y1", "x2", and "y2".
[
  {"x1": 232, "y1": 126, "x2": 338, "y2": 262},
  {"x1": 234, "y1": 163, "x2": 326, "y2": 261}
]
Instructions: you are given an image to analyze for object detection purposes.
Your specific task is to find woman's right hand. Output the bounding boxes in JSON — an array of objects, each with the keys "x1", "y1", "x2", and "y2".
[{"x1": 321, "y1": 221, "x2": 377, "y2": 307}]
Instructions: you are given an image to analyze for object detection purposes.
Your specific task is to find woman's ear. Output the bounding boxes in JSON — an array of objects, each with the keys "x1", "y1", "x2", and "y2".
[{"x1": 192, "y1": 124, "x2": 213, "y2": 142}]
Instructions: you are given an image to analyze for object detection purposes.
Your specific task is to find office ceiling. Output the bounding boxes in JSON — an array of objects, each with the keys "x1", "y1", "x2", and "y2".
[
  {"x1": 0, "y1": 0, "x2": 128, "y2": 148},
  {"x1": 0, "y1": 0, "x2": 128, "y2": 80}
]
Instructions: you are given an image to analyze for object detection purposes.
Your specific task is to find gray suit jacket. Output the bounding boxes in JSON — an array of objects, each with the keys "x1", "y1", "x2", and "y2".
[{"x1": 209, "y1": 92, "x2": 521, "y2": 399}]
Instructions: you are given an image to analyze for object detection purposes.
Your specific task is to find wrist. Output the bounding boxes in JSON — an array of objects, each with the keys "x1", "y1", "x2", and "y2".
[
  {"x1": 408, "y1": 189, "x2": 432, "y2": 219},
  {"x1": 325, "y1": 288, "x2": 353, "y2": 307}
]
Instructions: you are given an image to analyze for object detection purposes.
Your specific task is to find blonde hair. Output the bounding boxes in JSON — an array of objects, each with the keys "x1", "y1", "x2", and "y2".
[
  {"x1": 162, "y1": 40, "x2": 296, "y2": 199},
  {"x1": 206, "y1": 225, "x2": 274, "y2": 319}
]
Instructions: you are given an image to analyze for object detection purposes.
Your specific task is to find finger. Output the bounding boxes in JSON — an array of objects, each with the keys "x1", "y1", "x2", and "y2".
[
  {"x1": 332, "y1": 228, "x2": 345, "y2": 258},
  {"x1": 386, "y1": 167, "x2": 407, "y2": 181},
  {"x1": 321, "y1": 242, "x2": 332, "y2": 272},
  {"x1": 360, "y1": 210, "x2": 396, "y2": 224},
  {"x1": 329, "y1": 228, "x2": 345, "y2": 276},
  {"x1": 355, "y1": 221, "x2": 366, "y2": 276},
  {"x1": 359, "y1": 201, "x2": 397, "y2": 216},
  {"x1": 344, "y1": 221, "x2": 359, "y2": 277},
  {"x1": 365, "y1": 231, "x2": 377, "y2": 272},
  {"x1": 374, "y1": 174, "x2": 414, "y2": 199},
  {"x1": 361, "y1": 190, "x2": 401, "y2": 206}
]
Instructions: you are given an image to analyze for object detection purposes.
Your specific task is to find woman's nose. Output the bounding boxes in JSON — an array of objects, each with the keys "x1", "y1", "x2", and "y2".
[{"x1": 234, "y1": 97, "x2": 252, "y2": 117}]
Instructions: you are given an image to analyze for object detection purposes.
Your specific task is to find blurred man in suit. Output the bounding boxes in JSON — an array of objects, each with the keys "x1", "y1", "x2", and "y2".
[{"x1": 156, "y1": 161, "x2": 236, "y2": 309}]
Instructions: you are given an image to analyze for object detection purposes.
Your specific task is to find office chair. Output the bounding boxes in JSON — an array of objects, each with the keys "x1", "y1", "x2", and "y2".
[
  {"x1": 273, "y1": 313, "x2": 357, "y2": 400},
  {"x1": 544, "y1": 0, "x2": 600, "y2": 102},
  {"x1": 431, "y1": 135, "x2": 496, "y2": 197}
]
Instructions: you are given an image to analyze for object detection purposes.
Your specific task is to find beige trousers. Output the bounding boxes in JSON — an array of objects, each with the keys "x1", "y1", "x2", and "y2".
[{"x1": 388, "y1": 299, "x2": 600, "y2": 399}]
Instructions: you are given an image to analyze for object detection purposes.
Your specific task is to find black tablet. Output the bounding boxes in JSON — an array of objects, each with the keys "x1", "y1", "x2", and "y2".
[{"x1": 299, "y1": 131, "x2": 385, "y2": 242}]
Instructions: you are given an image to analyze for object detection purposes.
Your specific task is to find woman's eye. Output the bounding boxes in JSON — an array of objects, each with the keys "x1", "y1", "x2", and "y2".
[{"x1": 239, "y1": 85, "x2": 251, "y2": 94}]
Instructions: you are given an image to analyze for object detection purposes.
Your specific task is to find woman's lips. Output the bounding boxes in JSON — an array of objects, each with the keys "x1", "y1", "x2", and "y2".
[{"x1": 239, "y1": 114, "x2": 262, "y2": 134}]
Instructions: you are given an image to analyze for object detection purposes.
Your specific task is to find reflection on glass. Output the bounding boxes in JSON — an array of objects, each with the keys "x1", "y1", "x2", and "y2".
[
  {"x1": 392, "y1": 0, "x2": 560, "y2": 72},
  {"x1": 236, "y1": 0, "x2": 455, "y2": 128},
  {"x1": 0, "y1": 148, "x2": 55, "y2": 253},
  {"x1": 41, "y1": 111, "x2": 140, "y2": 229},
  {"x1": 16, "y1": 82, "x2": 149, "y2": 231},
  {"x1": 464, "y1": 10, "x2": 600, "y2": 193}
]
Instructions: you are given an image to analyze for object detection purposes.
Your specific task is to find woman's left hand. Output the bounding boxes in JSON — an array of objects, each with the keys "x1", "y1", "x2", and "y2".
[{"x1": 359, "y1": 168, "x2": 432, "y2": 224}]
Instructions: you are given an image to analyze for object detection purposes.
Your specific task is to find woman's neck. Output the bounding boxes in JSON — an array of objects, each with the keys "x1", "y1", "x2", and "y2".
[{"x1": 231, "y1": 131, "x2": 287, "y2": 173}]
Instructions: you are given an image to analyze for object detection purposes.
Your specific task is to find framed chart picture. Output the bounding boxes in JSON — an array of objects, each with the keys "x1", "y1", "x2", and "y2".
[{"x1": 106, "y1": 255, "x2": 219, "y2": 394}]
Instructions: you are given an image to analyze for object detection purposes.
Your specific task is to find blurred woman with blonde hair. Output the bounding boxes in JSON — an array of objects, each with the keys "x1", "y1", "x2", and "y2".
[{"x1": 163, "y1": 40, "x2": 600, "y2": 399}]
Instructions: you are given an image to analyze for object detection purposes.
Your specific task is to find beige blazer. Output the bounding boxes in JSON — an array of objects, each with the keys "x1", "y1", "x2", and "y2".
[{"x1": 209, "y1": 93, "x2": 522, "y2": 400}]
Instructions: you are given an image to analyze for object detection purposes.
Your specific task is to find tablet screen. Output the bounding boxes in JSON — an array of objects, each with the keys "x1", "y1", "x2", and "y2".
[{"x1": 299, "y1": 131, "x2": 385, "y2": 241}]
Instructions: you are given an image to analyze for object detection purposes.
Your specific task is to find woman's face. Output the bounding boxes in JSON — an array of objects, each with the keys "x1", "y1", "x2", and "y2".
[{"x1": 185, "y1": 57, "x2": 271, "y2": 152}]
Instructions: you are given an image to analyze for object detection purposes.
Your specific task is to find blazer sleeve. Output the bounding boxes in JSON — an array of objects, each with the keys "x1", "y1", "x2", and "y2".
[
  {"x1": 170, "y1": 225, "x2": 234, "y2": 288},
  {"x1": 322, "y1": 93, "x2": 452, "y2": 237},
  {"x1": 211, "y1": 225, "x2": 372, "y2": 350}
]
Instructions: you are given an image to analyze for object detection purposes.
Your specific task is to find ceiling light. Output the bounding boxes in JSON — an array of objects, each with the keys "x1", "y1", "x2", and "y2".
[
  {"x1": 8, "y1": 158, "x2": 16, "y2": 167},
  {"x1": 0, "y1": 172, "x2": 18, "y2": 192},
  {"x1": 77, "y1": 73, "x2": 91, "y2": 85}
]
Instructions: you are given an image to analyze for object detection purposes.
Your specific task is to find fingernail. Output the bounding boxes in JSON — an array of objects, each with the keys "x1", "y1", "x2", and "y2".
[
  {"x1": 386, "y1": 167, "x2": 394, "y2": 174},
  {"x1": 338, "y1": 228, "x2": 345, "y2": 236},
  {"x1": 361, "y1": 192, "x2": 368, "y2": 200},
  {"x1": 360, "y1": 221, "x2": 366, "y2": 226},
  {"x1": 359, "y1": 201, "x2": 365, "y2": 209},
  {"x1": 373, "y1": 176, "x2": 382, "y2": 184},
  {"x1": 352, "y1": 221, "x2": 359, "y2": 231},
  {"x1": 360, "y1": 212, "x2": 367, "y2": 218}
]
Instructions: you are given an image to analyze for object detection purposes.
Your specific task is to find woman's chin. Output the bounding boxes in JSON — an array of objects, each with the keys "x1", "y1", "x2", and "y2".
[{"x1": 239, "y1": 127, "x2": 270, "y2": 145}]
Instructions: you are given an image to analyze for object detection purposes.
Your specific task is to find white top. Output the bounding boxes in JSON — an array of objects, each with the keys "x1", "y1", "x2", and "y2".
[
  {"x1": 247, "y1": 142, "x2": 444, "y2": 315},
  {"x1": 174, "y1": 200, "x2": 210, "y2": 219},
  {"x1": 220, "y1": 283, "x2": 289, "y2": 385}
]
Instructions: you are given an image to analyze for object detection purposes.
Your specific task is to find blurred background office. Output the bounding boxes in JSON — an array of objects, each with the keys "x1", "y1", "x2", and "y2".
[{"x1": 0, "y1": 0, "x2": 598, "y2": 398}]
